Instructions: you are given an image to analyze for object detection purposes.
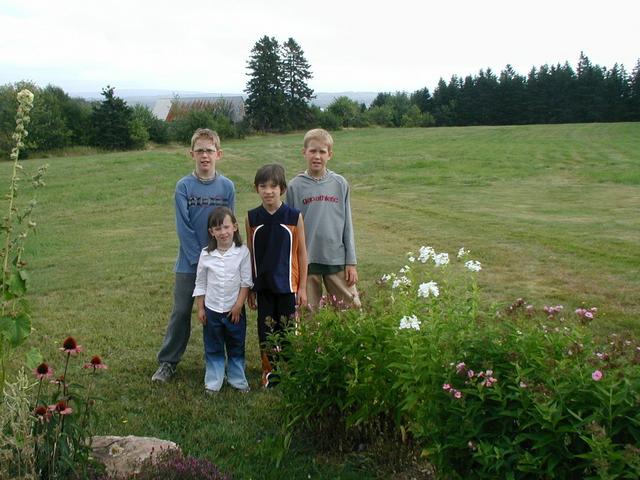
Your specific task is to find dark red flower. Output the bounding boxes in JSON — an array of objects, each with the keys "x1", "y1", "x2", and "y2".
[
  {"x1": 84, "y1": 355, "x2": 108, "y2": 370},
  {"x1": 60, "y1": 336, "x2": 83, "y2": 355},
  {"x1": 33, "y1": 405, "x2": 52, "y2": 422},
  {"x1": 34, "y1": 362, "x2": 53, "y2": 380}
]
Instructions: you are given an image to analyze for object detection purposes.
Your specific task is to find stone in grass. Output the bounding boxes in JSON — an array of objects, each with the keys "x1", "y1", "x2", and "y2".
[{"x1": 92, "y1": 435, "x2": 180, "y2": 477}]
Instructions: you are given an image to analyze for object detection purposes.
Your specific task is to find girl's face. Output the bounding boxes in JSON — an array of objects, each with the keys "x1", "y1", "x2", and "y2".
[{"x1": 209, "y1": 215, "x2": 237, "y2": 250}]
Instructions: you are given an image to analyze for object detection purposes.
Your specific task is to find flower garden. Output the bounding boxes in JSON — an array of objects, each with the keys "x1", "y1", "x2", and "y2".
[{"x1": 1, "y1": 90, "x2": 639, "y2": 478}]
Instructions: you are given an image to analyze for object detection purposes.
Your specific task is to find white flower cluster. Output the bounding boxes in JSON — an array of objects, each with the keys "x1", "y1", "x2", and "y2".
[
  {"x1": 399, "y1": 314, "x2": 421, "y2": 330},
  {"x1": 464, "y1": 260, "x2": 482, "y2": 272},
  {"x1": 392, "y1": 276, "x2": 411, "y2": 289},
  {"x1": 418, "y1": 281, "x2": 439, "y2": 298},
  {"x1": 457, "y1": 247, "x2": 469, "y2": 258},
  {"x1": 418, "y1": 246, "x2": 435, "y2": 263},
  {"x1": 433, "y1": 252, "x2": 449, "y2": 267}
]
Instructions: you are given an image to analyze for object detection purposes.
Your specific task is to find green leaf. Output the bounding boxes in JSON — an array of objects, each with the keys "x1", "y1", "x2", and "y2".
[
  {"x1": 5, "y1": 270, "x2": 27, "y2": 298},
  {"x1": 25, "y1": 347, "x2": 43, "y2": 369},
  {"x1": 0, "y1": 312, "x2": 31, "y2": 347}
]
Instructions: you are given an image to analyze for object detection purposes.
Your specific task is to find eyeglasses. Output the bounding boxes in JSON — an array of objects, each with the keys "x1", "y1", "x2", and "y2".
[{"x1": 193, "y1": 148, "x2": 217, "y2": 155}]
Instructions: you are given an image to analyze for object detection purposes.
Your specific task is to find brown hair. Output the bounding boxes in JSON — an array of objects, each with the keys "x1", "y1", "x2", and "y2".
[
  {"x1": 206, "y1": 207, "x2": 242, "y2": 252},
  {"x1": 190, "y1": 128, "x2": 221, "y2": 150}
]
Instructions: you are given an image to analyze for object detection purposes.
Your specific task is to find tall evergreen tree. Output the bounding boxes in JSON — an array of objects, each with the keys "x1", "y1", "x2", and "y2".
[
  {"x1": 627, "y1": 59, "x2": 640, "y2": 121},
  {"x1": 245, "y1": 36, "x2": 286, "y2": 132},
  {"x1": 90, "y1": 86, "x2": 135, "y2": 150},
  {"x1": 281, "y1": 38, "x2": 314, "y2": 129}
]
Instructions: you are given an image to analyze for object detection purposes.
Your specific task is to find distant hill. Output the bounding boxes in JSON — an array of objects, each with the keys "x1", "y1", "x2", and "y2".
[{"x1": 69, "y1": 89, "x2": 380, "y2": 109}]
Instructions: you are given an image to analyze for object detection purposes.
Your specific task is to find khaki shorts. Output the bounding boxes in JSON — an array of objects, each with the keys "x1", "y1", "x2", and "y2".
[{"x1": 307, "y1": 272, "x2": 361, "y2": 309}]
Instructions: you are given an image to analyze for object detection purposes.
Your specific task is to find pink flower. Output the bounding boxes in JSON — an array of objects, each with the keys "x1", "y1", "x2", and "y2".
[
  {"x1": 60, "y1": 336, "x2": 83, "y2": 355},
  {"x1": 453, "y1": 390, "x2": 463, "y2": 399},
  {"x1": 442, "y1": 383, "x2": 451, "y2": 391},
  {"x1": 467, "y1": 369, "x2": 475, "y2": 378},
  {"x1": 455, "y1": 362, "x2": 466, "y2": 374},
  {"x1": 34, "y1": 362, "x2": 53, "y2": 380},
  {"x1": 83, "y1": 355, "x2": 108, "y2": 370},
  {"x1": 592, "y1": 370, "x2": 603, "y2": 381},
  {"x1": 49, "y1": 400, "x2": 73, "y2": 415}
]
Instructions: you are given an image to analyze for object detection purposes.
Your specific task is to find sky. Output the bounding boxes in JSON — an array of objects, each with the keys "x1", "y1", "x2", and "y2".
[{"x1": 1, "y1": 0, "x2": 638, "y2": 96}]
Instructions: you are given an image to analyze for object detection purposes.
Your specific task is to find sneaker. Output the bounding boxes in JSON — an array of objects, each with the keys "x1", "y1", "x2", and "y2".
[
  {"x1": 205, "y1": 388, "x2": 219, "y2": 395},
  {"x1": 263, "y1": 371, "x2": 280, "y2": 389},
  {"x1": 151, "y1": 363, "x2": 175, "y2": 383}
]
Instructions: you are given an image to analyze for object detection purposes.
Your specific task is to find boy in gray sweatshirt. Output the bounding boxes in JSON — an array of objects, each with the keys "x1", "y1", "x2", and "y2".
[{"x1": 286, "y1": 129, "x2": 361, "y2": 309}]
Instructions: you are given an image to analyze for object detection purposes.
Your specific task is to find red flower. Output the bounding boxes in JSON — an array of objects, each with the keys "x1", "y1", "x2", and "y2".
[
  {"x1": 34, "y1": 362, "x2": 54, "y2": 380},
  {"x1": 84, "y1": 355, "x2": 108, "y2": 370},
  {"x1": 33, "y1": 405, "x2": 52, "y2": 422},
  {"x1": 49, "y1": 400, "x2": 73, "y2": 415},
  {"x1": 60, "y1": 336, "x2": 83, "y2": 355}
]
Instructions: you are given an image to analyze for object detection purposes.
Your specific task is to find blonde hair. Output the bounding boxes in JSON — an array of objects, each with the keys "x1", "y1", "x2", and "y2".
[
  {"x1": 190, "y1": 128, "x2": 221, "y2": 150},
  {"x1": 303, "y1": 128, "x2": 333, "y2": 151}
]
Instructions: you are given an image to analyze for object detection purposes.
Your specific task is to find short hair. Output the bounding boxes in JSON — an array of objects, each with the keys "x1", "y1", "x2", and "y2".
[
  {"x1": 206, "y1": 207, "x2": 242, "y2": 252},
  {"x1": 254, "y1": 164, "x2": 287, "y2": 192},
  {"x1": 303, "y1": 128, "x2": 334, "y2": 151},
  {"x1": 190, "y1": 128, "x2": 221, "y2": 150}
]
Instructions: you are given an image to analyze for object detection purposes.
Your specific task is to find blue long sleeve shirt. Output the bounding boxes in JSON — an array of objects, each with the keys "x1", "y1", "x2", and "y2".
[{"x1": 174, "y1": 173, "x2": 235, "y2": 273}]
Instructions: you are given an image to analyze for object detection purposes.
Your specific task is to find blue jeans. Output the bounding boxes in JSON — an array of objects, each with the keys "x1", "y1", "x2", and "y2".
[{"x1": 203, "y1": 306, "x2": 249, "y2": 391}]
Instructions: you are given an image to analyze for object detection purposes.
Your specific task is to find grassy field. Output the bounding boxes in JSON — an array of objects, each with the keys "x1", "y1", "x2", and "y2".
[{"x1": 2, "y1": 123, "x2": 639, "y2": 478}]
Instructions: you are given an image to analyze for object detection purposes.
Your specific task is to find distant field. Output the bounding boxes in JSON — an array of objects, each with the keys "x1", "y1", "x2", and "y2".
[{"x1": 2, "y1": 122, "x2": 639, "y2": 478}]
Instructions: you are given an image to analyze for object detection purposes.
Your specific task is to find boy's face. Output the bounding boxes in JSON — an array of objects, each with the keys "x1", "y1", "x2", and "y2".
[
  {"x1": 256, "y1": 181, "x2": 283, "y2": 210},
  {"x1": 190, "y1": 138, "x2": 222, "y2": 178},
  {"x1": 302, "y1": 140, "x2": 332, "y2": 178}
]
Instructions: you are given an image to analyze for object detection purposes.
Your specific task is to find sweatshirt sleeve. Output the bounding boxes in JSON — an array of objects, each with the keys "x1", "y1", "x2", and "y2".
[
  {"x1": 192, "y1": 250, "x2": 208, "y2": 297},
  {"x1": 342, "y1": 182, "x2": 357, "y2": 265},
  {"x1": 175, "y1": 182, "x2": 203, "y2": 267}
]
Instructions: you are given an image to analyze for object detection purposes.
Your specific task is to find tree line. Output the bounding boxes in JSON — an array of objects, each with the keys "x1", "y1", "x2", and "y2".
[
  {"x1": 245, "y1": 45, "x2": 640, "y2": 131},
  {"x1": 1, "y1": 41, "x2": 639, "y2": 158}
]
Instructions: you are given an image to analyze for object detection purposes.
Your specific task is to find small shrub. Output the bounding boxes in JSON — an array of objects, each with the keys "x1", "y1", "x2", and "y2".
[{"x1": 133, "y1": 449, "x2": 231, "y2": 480}]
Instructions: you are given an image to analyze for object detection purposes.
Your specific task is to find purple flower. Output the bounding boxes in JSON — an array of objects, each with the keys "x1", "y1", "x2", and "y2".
[{"x1": 592, "y1": 370, "x2": 603, "y2": 381}]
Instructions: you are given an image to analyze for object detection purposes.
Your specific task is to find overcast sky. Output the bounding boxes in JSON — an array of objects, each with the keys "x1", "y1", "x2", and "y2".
[{"x1": 1, "y1": 0, "x2": 638, "y2": 96}]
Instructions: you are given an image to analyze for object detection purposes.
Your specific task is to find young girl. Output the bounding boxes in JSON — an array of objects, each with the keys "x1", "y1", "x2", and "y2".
[{"x1": 193, "y1": 207, "x2": 253, "y2": 393}]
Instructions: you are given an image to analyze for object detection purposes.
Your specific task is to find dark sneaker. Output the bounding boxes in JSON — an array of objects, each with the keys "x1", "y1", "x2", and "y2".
[
  {"x1": 264, "y1": 371, "x2": 280, "y2": 388},
  {"x1": 151, "y1": 363, "x2": 175, "y2": 383},
  {"x1": 205, "y1": 388, "x2": 219, "y2": 395}
]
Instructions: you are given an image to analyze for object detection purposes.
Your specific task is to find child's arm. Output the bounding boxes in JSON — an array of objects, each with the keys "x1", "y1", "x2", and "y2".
[
  {"x1": 175, "y1": 183, "x2": 201, "y2": 268},
  {"x1": 345, "y1": 265, "x2": 359, "y2": 287},
  {"x1": 195, "y1": 295, "x2": 206, "y2": 325},
  {"x1": 193, "y1": 251, "x2": 208, "y2": 323},
  {"x1": 245, "y1": 215, "x2": 257, "y2": 310},
  {"x1": 296, "y1": 213, "x2": 308, "y2": 309},
  {"x1": 229, "y1": 287, "x2": 250, "y2": 324}
]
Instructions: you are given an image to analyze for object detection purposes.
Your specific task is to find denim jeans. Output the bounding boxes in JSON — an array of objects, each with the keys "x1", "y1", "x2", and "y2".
[
  {"x1": 157, "y1": 273, "x2": 197, "y2": 366},
  {"x1": 202, "y1": 306, "x2": 249, "y2": 391}
]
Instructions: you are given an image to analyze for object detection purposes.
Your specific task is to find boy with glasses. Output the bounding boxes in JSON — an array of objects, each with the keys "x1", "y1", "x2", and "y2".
[{"x1": 152, "y1": 128, "x2": 235, "y2": 383}]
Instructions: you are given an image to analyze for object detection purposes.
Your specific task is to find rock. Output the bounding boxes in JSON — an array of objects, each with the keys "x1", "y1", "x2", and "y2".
[{"x1": 92, "y1": 435, "x2": 180, "y2": 477}]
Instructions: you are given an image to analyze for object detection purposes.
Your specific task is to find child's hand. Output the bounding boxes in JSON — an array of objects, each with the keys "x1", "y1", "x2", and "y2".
[
  {"x1": 248, "y1": 291, "x2": 257, "y2": 310},
  {"x1": 345, "y1": 265, "x2": 358, "y2": 287},
  {"x1": 198, "y1": 308, "x2": 207, "y2": 325},
  {"x1": 297, "y1": 290, "x2": 308, "y2": 310},
  {"x1": 229, "y1": 304, "x2": 243, "y2": 324}
]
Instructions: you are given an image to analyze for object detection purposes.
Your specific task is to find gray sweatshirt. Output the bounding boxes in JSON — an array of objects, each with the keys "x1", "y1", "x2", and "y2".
[{"x1": 286, "y1": 170, "x2": 357, "y2": 266}]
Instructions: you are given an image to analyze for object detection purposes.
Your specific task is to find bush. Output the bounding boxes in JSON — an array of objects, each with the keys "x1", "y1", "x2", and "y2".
[
  {"x1": 169, "y1": 106, "x2": 241, "y2": 145},
  {"x1": 278, "y1": 246, "x2": 640, "y2": 478},
  {"x1": 90, "y1": 86, "x2": 137, "y2": 150},
  {"x1": 132, "y1": 104, "x2": 169, "y2": 144},
  {"x1": 133, "y1": 449, "x2": 231, "y2": 480}
]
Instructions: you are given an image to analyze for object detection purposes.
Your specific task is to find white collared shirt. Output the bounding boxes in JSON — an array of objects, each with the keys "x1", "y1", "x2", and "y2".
[{"x1": 192, "y1": 244, "x2": 253, "y2": 313}]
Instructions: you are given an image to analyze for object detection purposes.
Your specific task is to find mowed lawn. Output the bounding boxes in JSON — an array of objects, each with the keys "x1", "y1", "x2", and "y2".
[{"x1": 3, "y1": 122, "x2": 639, "y2": 478}]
